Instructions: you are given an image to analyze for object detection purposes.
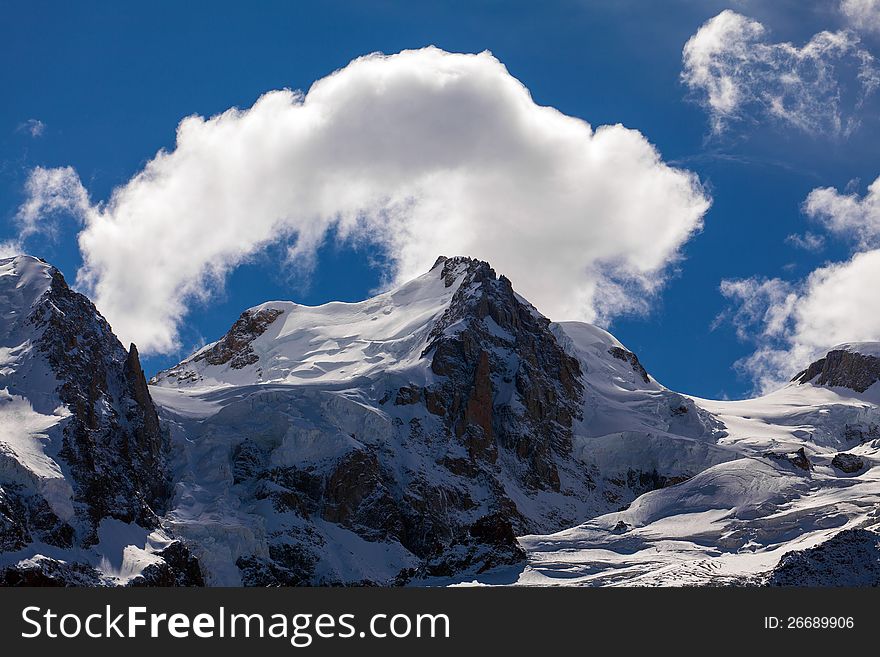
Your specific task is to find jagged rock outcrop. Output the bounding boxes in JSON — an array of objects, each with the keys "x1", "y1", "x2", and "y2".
[
  {"x1": 421, "y1": 256, "x2": 584, "y2": 495},
  {"x1": 192, "y1": 307, "x2": 284, "y2": 369},
  {"x1": 0, "y1": 540, "x2": 203, "y2": 587},
  {"x1": 793, "y1": 348, "x2": 880, "y2": 393},
  {"x1": 608, "y1": 346, "x2": 650, "y2": 384},
  {"x1": 832, "y1": 452, "x2": 865, "y2": 473},
  {"x1": 764, "y1": 447, "x2": 812, "y2": 472},
  {"x1": 768, "y1": 529, "x2": 880, "y2": 586}
]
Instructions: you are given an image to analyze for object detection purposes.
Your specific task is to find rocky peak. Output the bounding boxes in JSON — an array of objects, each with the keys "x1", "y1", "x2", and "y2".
[
  {"x1": 792, "y1": 343, "x2": 880, "y2": 393},
  {"x1": 420, "y1": 256, "x2": 584, "y2": 494},
  {"x1": 608, "y1": 346, "x2": 650, "y2": 384},
  {"x1": 28, "y1": 265, "x2": 170, "y2": 536}
]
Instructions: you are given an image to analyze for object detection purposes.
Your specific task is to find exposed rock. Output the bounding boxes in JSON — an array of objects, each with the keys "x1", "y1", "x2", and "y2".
[
  {"x1": 831, "y1": 452, "x2": 865, "y2": 474},
  {"x1": 793, "y1": 348, "x2": 880, "y2": 393},
  {"x1": 30, "y1": 269, "x2": 170, "y2": 538},
  {"x1": 237, "y1": 545, "x2": 318, "y2": 587},
  {"x1": 394, "y1": 385, "x2": 422, "y2": 405},
  {"x1": 609, "y1": 346, "x2": 650, "y2": 384},
  {"x1": 129, "y1": 542, "x2": 205, "y2": 587},
  {"x1": 423, "y1": 257, "x2": 584, "y2": 495},
  {"x1": 0, "y1": 485, "x2": 74, "y2": 552},
  {"x1": 185, "y1": 307, "x2": 284, "y2": 372},
  {"x1": 764, "y1": 447, "x2": 812, "y2": 472},
  {"x1": 0, "y1": 256, "x2": 201, "y2": 587},
  {"x1": 768, "y1": 529, "x2": 880, "y2": 586},
  {"x1": 1, "y1": 557, "x2": 106, "y2": 587}
]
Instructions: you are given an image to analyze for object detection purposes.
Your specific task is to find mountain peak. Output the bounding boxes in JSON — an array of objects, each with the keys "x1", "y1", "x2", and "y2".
[{"x1": 0, "y1": 254, "x2": 58, "y2": 319}]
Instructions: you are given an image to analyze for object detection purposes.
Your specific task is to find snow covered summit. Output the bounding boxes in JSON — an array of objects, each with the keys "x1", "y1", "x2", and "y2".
[{"x1": 149, "y1": 256, "x2": 726, "y2": 585}]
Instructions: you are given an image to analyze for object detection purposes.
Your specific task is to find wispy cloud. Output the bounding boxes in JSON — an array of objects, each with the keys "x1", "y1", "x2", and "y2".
[
  {"x1": 785, "y1": 231, "x2": 826, "y2": 252},
  {"x1": 841, "y1": 0, "x2": 880, "y2": 33},
  {"x1": 682, "y1": 10, "x2": 879, "y2": 137},
  {"x1": 0, "y1": 166, "x2": 91, "y2": 259},
  {"x1": 16, "y1": 118, "x2": 46, "y2": 138}
]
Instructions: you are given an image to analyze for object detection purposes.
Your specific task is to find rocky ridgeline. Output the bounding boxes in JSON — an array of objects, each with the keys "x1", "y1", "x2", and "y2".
[
  {"x1": 768, "y1": 529, "x2": 880, "y2": 586},
  {"x1": 419, "y1": 256, "x2": 585, "y2": 497},
  {"x1": 151, "y1": 307, "x2": 285, "y2": 385},
  {"x1": 31, "y1": 269, "x2": 168, "y2": 535}
]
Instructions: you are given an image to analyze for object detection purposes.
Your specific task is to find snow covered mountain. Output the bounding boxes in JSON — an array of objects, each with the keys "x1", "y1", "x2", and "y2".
[
  {"x1": 505, "y1": 345, "x2": 880, "y2": 587},
  {"x1": 148, "y1": 256, "x2": 727, "y2": 585},
  {"x1": 2, "y1": 253, "x2": 879, "y2": 586},
  {"x1": 0, "y1": 256, "x2": 201, "y2": 586}
]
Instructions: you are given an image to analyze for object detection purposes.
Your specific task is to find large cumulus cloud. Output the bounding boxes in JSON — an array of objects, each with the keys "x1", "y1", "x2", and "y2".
[{"x1": 20, "y1": 47, "x2": 710, "y2": 354}]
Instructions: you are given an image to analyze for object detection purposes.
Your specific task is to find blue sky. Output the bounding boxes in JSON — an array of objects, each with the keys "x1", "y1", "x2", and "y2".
[{"x1": 3, "y1": 0, "x2": 880, "y2": 399}]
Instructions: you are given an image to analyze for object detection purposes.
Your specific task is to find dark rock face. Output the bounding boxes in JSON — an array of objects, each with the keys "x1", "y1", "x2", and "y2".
[
  {"x1": 609, "y1": 346, "x2": 650, "y2": 384},
  {"x1": 1, "y1": 557, "x2": 106, "y2": 587},
  {"x1": 0, "y1": 485, "x2": 74, "y2": 552},
  {"x1": 192, "y1": 307, "x2": 284, "y2": 370},
  {"x1": 764, "y1": 447, "x2": 812, "y2": 472},
  {"x1": 608, "y1": 469, "x2": 690, "y2": 497},
  {"x1": 793, "y1": 349, "x2": 880, "y2": 393},
  {"x1": 831, "y1": 453, "x2": 865, "y2": 474},
  {"x1": 29, "y1": 270, "x2": 169, "y2": 539},
  {"x1": 0, "y1": 540, "x2": 202, "y2": 587},
  {"x1": 768, "y1": 529, "x2": 880, "y2": 586},
  {"x1": 129, "y1": 542, "x2": 205, "y2": 587},
  {"x1": 422, "y1": 257, "x2": 584, "y2": 497}
]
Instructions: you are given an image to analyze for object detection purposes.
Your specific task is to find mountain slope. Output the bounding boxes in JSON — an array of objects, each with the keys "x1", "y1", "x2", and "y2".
[
  {"x1": 0, "y1": 255, "x2": 202, "y2": 586},
  {"x1": 497, "y1": 345, "x2": 880, "y2": 587},
  {"x1": 151, "y1": 256, "x2": 726, "y2": 585}
]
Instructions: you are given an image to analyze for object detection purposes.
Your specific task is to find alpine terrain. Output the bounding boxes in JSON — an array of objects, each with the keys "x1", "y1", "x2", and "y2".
[{"x1": 2, "y1": 254, "x2": 879, "y2": 586}]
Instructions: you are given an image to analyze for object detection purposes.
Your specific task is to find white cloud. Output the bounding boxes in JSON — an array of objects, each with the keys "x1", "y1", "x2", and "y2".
[
  {"x1": 841, "y1": 0, "x2": 880, "y2": 32},
  {"x1": 0, "y1": 166, "x2": 90, "y2": 259},
  {"x1": 785, "y1": 231, "x2": 826, "y2": 251},
  {"x1": 16, "y1": 166, "x2": 91, "y2": 241},
  {"x1": 804, "y1": 175, "x2": 880, "y2": 247},
  {"x1": 721, "y1": 249, "x2": 880, "y2": 394},
  {"x1": 21, "y1": 48, "x2": 710, "y2": 354},
  {"x1": 682, "y1": 10, "x2": 879, "y2": 136},
  {"x1": 16, "y1": 119, "x2": 46, "y2": 138},
  {"x1": 0, "y1": 240, "x2": 22, "y2": 258},
  {"x1": 719, "y1": 277, "x2": 798, "y2": 342}
]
